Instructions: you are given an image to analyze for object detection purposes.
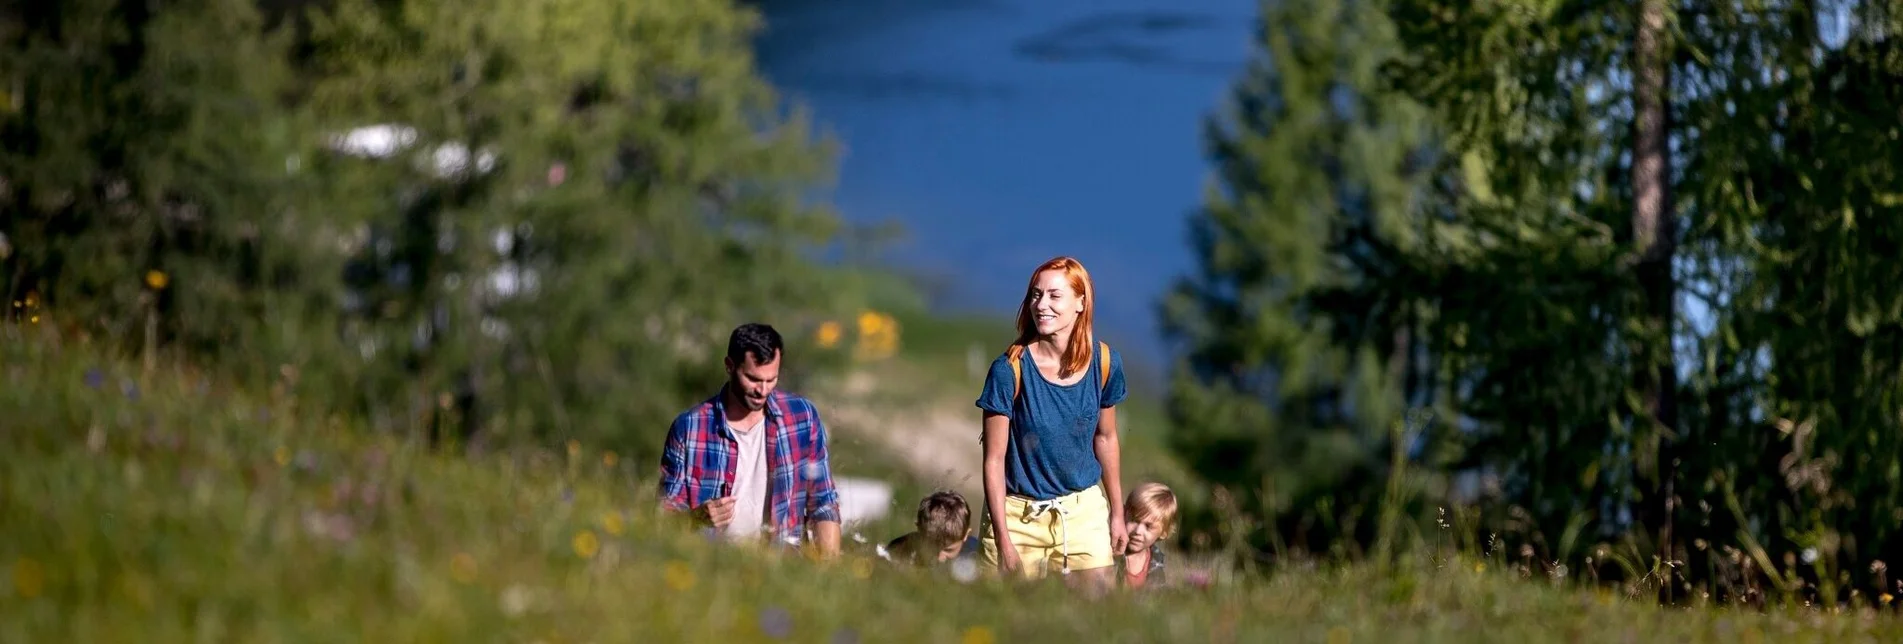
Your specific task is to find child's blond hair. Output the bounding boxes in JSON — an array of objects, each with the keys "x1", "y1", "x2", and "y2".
[{"x1": 1125, "y1": 482, "x2": 1179, "y2": 537}]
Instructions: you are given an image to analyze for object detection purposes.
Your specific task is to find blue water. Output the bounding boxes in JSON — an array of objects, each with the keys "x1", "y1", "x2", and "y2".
[{"x1": 752, "y1": 0, "x2": 1255, "y2": 365}]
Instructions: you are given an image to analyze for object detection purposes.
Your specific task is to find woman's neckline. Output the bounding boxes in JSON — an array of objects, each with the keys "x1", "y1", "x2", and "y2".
[{"x1": 1023, "y1": 347, "x2": 1091, "y2": 388}]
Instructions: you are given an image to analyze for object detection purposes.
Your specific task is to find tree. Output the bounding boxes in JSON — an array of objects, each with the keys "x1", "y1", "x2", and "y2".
[
  {"x1": 1162, "y1": 0, "x2": 1439, "y2": 557},
  {"x1": 0, "y1": 0, "x2": 339, "y2": 375},
  {"x1": 299, "y1": 0, "x2": 850, "y2": 457}
]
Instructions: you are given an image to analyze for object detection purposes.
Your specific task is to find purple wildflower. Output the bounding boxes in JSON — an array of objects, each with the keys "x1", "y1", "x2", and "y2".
[{"x1": 758, "y1": 607, "x2": 793, "y2": 639}]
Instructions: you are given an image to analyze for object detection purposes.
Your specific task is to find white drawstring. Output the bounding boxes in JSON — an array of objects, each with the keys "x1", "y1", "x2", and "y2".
[{"x1": 1024, "y1": 497, "x2": 1072, "y2": 575}]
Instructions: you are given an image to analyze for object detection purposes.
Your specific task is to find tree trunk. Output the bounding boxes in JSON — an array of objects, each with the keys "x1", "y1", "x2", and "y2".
[{"x1": 1631, "y1": 0, "x2": 1680, "y2": 604}]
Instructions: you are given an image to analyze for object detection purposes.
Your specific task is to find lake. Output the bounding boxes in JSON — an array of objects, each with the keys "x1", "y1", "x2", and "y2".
[{"x1": 750, "y1": 0, "x2": 1256, "y2": 366}]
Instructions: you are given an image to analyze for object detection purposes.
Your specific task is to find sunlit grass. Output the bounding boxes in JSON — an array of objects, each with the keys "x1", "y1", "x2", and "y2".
[{"x1": 4, "y1": 329, "x2": 1900, "y2": 643}]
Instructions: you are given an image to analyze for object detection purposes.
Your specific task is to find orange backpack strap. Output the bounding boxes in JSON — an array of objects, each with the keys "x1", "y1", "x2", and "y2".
[{"x1": 1007, "y1": 345, "x2": 1025, "y2": 402}]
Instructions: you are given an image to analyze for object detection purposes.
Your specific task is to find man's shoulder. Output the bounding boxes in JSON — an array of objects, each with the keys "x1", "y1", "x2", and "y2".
[
  {"x1": 671, "y1": 396, "x2": 721, "y2": 429},
  {"x1": 769, "y1": 390, "x2": 820, "y2": 416}
]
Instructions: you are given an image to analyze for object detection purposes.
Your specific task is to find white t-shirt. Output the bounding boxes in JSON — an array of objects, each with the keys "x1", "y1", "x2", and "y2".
[{"x1": 724, "y1": 418, "x2": 771, "y2": 541}]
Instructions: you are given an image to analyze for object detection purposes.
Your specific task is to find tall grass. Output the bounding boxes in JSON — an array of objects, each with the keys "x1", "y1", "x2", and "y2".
[{"x1": 4, "y1": 327, "x2": 1900, "y2": 642}]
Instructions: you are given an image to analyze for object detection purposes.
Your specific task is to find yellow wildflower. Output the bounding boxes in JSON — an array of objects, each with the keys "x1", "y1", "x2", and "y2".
[
  {"x1": 816, "y1": 320, "x2": 842, "y2": 348},
  {"x1": 144, "y1": 270, "x2": 168, "y2": 290},
  {"x1": 664, "y1": 560, "x2": 696, "y2": 591},
  {"x1": 602, "y1": 451, "x2": 618, "y2": 468},
  {"x1": 13, "y1": 558, "x2": 45, "y2": 599},
  {"x1": 856, "y1": 310, "x2": 884, "y2": 335},
  {"x1": 572, "y1": 530, "x2": 600, "y2": 559},
  {"x1": 601, "y1": 511, "x2": 625, "y2": 536},
  {"x1": 274, "y1": 447, "x2": 290, "y2": 467},
  {"x1": 451, "y1": 552, "x2": 478, "y2": 583},
  {"x1": 961, "y1": 626, "x2": 995, "y2": 644}
]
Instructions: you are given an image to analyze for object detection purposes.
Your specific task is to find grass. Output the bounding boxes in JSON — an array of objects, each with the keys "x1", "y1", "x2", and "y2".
[{"x1": 6, "y1": 330, "x2": 1903, "y2": 643}]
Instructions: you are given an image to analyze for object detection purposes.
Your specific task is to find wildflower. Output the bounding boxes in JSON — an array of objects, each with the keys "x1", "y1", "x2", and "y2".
[
  {"x1": 601, "y1": 511, "x2": 625, "y2": 536},
  {"x1": 572, "y1": 530, "x2": 600, "y2": 559},
  {"x1": 815, "y1": 321, "x2": 842, "y2": 348},
  {"x1": 566, "y1": 440, "x2": 581, "y2": 460},
  {"x1": 664, "y1": 560, "x2": 696, "y2": 591},
  {"x1": 602, "y1": 451, "x2": 618, "y2": 468},
  {"x1": 144, "y1": 270, "x2": 168, "y2": 290},
  {"x1": 1881, "y1": 593, "x2": 1895, "y2": 605},
  {"x1": 950, "y1": 558, "x2": 979, "y2": 583},
  {"x1": 961, "y1": 626, "x2": 995, "y2": 644},
  {"x1": 1474, "y1": 562, "x2": 1486, "y2": 573},
  {"x1": 451, "y1": 553, "x2": 478, "y2": 583},
  {"x1": 758, "y1": 607, "x2": 793, "y2": 639},
  {"x1": 500, "y1": 584, "x2": 535, "y2": 617},
  {"x1": 274, "y1": 447, "x2": 290, "y2": 467},
  {"x1": 12, "y1": 557, "x2": 45, "y2": 599},
  {"x1": 83, "y1": 368, "x2": 104, "y2": 390}
]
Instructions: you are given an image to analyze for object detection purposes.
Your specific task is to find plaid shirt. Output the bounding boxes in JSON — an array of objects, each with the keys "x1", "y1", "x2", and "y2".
[{"x1": 658, "y1": 387, "x2": 841, "y2": 541}]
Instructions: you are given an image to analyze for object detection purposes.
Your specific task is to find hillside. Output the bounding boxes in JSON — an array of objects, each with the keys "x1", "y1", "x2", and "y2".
[{"x1": 5, "y1": 328, "x2": 1901, "y2": 643}]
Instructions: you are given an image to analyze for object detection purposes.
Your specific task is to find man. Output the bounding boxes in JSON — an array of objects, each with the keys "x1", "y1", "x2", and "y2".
[{"x1": 658, "y1": 323, "x2": 842, "y2": 557}]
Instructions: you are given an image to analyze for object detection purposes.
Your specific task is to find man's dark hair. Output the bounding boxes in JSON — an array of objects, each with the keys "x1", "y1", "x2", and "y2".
[{"x1": 727, "y1": 323, "x2": 784, "y2": 365}]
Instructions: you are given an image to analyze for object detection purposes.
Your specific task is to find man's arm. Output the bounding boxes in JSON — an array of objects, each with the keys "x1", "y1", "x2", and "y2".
[
  {"x1": 803, "y1": 407, "x2": 842, "y2": 558},
  {"x1": 658, "y1": 414, "x2": 695, "y2": 513}
]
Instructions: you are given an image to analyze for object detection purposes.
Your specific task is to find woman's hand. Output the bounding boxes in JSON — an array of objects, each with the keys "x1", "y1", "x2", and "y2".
[{"x1": 997, "y1": 543, "x2": 1024, "y2": 575}]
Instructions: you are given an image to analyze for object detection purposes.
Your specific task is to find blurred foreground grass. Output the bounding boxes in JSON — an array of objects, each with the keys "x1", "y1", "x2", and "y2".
[{"x1": 4, "y1": 330, "x2": 1901, "y2": 643}]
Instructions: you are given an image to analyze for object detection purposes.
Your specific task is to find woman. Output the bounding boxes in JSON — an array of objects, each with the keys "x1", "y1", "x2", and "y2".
[{"x1": 976, "y1": 256, "x2": 1128, "y2": 590}]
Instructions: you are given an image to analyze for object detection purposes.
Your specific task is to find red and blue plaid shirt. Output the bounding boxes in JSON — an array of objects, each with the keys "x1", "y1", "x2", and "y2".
[{"x1": 659, "y1": 387, "x2": 841, "y2": 540}]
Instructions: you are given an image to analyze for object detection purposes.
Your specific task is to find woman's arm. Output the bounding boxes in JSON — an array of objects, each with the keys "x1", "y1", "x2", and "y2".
[
  {"x1": 981, "y1": 411, "x2": 1018, "y2": 569},
  {"x1": 1095, "y1": 405, "x2": 1127, "y2": 554}
]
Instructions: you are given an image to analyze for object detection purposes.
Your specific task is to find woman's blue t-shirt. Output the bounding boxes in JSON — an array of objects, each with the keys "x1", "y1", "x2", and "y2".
[{"x1": 975, "y1": 344, "x2": 1128, "y2": 500}]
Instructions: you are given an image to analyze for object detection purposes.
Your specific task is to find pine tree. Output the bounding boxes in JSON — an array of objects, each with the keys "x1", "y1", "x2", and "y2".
[{"x1": 1162, "y1": 0, "x2": 1437, "y2": 554}]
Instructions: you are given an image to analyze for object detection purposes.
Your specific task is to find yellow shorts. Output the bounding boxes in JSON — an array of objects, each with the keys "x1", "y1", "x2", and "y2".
[{"x1": 980, "y1": 484, "x2": 1115, "y2": 579}]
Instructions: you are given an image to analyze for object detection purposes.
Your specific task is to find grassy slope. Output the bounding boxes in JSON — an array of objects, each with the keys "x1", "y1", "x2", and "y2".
[{"x1": 8, "y1": 333, "x2": 1901, "y2": 642}]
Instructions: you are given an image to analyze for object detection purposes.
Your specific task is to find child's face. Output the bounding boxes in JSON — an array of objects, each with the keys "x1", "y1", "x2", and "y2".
[
  {"x1": 1125, "y1": 514, "x2": 1164, "y2": 554},
  {"x1": 930, "y1": 529, "x2": 970, "y2": 562}
]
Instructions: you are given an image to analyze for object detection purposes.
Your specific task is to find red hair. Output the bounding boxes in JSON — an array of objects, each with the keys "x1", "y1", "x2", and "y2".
[{"x1": 1008, "y1": 256, "x2": 1096, "y2": 378}]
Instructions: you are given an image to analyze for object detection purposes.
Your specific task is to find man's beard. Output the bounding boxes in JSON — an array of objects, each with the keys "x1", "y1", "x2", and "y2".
[{"x1": 742, "y1": 394, "x2": 766, "y2": 411}]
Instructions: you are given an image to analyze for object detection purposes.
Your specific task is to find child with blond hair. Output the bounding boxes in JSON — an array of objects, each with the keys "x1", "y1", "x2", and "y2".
[{"x1": 1120, "y1": 482, "x2": 1178, "y2": 589}]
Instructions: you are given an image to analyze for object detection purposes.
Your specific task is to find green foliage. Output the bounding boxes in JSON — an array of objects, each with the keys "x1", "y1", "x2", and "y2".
[
  {"x1": 0, "y1": 0, "x2": 335, "y2": 370},
  {"x1": 1179, "y1": 0, "x2": 1903, "y2": 602},
  {"x1": 2, "y1": 0, "x2": 861, "y2": 467},
  {"x1": 9, "y1": 333, "x2": 1903, "y2": 642},
  {"x1": 1163, "y1": 0, "x2": 1441, "y2": 555}
]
